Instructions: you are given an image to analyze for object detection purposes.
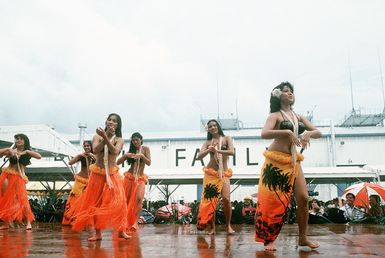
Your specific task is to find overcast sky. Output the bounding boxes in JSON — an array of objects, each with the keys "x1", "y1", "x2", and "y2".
[{"x1": 1, "y1": 0, "x2": 385, "y2": 135}]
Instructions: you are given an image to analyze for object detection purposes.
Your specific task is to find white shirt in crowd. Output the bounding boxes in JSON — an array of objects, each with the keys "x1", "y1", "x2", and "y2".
[{"x1": 339, "y1": 204, "x2": 365, "y2": 221}]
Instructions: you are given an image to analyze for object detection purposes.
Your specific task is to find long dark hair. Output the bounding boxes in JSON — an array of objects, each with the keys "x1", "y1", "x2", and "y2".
[
  {"x1": 9, "y1": 133, "x2": 32, "y2": 166},
  {"x1": 80, "y1": 140, "x2": 94, "y2": 167},
  {"x1": 105, "y1": 113, "x2": 122, "y2": 137},
  {"x1": 206, "y1": 119, "x2": 225, "y2": 140},
  {"x1": 127, "y1": 132, "x2": 143, "y2": 165},
  {"x1": 269, "y1": 81, "x2": 295, "y2": 113}
]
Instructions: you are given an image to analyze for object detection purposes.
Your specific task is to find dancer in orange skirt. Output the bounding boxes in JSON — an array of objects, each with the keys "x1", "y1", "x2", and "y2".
[
  {"x1": 62, "y1": 140, "x2": 95, "y2": 225},
  {"x1": 117, "y1": 132, "x2": 151, "y2": 232},
  {"x1": 72, "y1": 113, "x2": 130, "y2": 241},
  {"x1": 196, "y1": 119, "x2": 235, "y2": 235},
  {"x1": 255, "y1": 82, "x2": 321, "y2": 251},
  {"x1": 0, "y1": 134, "x2": 41, "y2": 230}
]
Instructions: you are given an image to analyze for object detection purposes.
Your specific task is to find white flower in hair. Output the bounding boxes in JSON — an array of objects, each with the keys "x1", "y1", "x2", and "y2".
[{"x1": 271, "y1": 88, "x2": 282, "y2": 98}]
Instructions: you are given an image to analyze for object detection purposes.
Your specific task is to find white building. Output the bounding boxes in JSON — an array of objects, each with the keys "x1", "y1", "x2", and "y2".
[{"x1": 64, "y1": 122, "x2": 385, "y2": 202}]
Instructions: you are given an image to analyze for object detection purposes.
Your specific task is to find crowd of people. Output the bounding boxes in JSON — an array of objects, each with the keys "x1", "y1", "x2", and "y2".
[
  {"x1": 25, "y1": 192, "x2": 385, "y2": 227},
  {"x1": 1, "y1": 81, "x2": 384, "y2": 252},
  {"x1": 308, "y1": 193, "x2": 385, "y2": 225}
]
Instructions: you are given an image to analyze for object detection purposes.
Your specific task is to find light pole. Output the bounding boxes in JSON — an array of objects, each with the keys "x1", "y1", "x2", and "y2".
[{"x1": 78, "y1": 122, "x2": 87, "y2": 147}]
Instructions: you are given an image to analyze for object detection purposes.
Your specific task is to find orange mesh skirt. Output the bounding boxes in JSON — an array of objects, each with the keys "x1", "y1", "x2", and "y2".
[
  {"x1": 123, "y1": 172, "x2": 148, "y2": 228},
  {"x1": 71, "y1": 164, "x2": 127, "y2": 232},
  {"x1": 197, "y1": 167, "x2": 232, "y2": 230},
  {"x1": 0, "y1": 167, "x2": 34, "y2": 223},
  {"x1": 255, "y1": 150, "x2": 304, "y2": 244},
  {"x1": 62, "y1": 175, "x2": 88, "y2": 225}
]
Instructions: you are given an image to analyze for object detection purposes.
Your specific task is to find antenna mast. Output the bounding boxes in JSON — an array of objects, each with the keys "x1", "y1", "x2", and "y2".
[
  {"x1": 378, "y1": 48, "x2": 385, "y2": 111},
  {"x1": 216, "y1": 64, "x2": 220, "y2": 120},
  {"x1": 236, "y1": 92, "x2": 239, "y2": 130},
  {"x1": 348, "y1": 52, "x2": 355, "y2": 113}
]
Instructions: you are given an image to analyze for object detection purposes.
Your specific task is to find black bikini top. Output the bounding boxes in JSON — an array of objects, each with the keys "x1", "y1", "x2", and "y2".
[
  {"x1": 279, "y1": 113, "x2": 306, "y2": 135},
  {"x1": 80, "y1": 155, "x2": 95, "y2": 167},
  {"x1": 9, "y1": 154, "x2": 31, "y2": 166}
]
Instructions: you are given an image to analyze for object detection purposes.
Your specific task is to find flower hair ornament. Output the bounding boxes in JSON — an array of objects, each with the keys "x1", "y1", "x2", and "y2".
[{"x1": 271, "y1": 88, "x2": 282, "y2": 99}]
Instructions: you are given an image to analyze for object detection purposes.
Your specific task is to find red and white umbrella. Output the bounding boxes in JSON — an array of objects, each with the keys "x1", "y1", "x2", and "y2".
[
  {"x1": 156, "y1": 203, "x2": 192, "y2": 219},
  {"x1": 342, "y1": 182, "x2": 385, "y2": 207}
]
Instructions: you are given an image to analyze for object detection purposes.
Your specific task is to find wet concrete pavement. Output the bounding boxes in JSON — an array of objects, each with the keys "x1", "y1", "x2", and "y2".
[{"x1": 0, "y1": 223, "x2": 384, "y2": 257}]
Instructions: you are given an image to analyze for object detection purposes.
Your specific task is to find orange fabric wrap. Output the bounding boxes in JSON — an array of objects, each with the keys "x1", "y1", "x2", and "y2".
[
  {"x1": 124, "y1": 172, "x2": 147, "y2": 228},
  {"x1": 0, "y1": 167, "x2": 34, "y2": 223},
  {"x1": 255, "y1": 150, "x2": 304, "y2": 244},
  {"x1": 62, "y1": 175, "x2": 89, "y2": 225},
  {"x1": 71, "y1": 164, "x2": 127, "y2": 232},
  {"x1": 197, "y1": 167, "x2": 232, "y2": 230}
]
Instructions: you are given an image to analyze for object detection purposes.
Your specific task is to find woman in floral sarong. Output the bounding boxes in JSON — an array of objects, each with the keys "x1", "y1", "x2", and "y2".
[
  {"x1": 0, "y1": 134, "x2": 41, "y2": 230},
  {"x1": 117, "y1": 132, "x2": 151, "y2": 232},
  {"x1": 196, "y1": 119, "x2": 235, "y2": 235},
  {"x1": 72, "y1": 113, "x2": 130, "y2": 241},
  {"x1": 255, "y1": 82, "x2": 321, "y2": 251},
  {"x1": 62, "y1": 140, "x2": 95, "y2": 225}
]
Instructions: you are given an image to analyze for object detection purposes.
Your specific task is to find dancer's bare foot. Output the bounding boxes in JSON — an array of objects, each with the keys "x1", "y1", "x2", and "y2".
[
  {"x1": 129, "y1": 224, "x2": 139, "y2": 233},
  {"x1": 0, "y1": 225, "x2": 9, "y2": 230},
  {"x1": 26, "y1": 222, "x2": 32, "y2": 231},
  {"x1": 264, "y1": 242, "x2": 276, "y2": 251},
  {"x1": 118, "y1": 231, "x2": 131, "y2": 240},
  {"x1": 226, "y1": 226, "x2": 235, "y2": 235},
  {"x1": 208, "y1": 228, "x2": 216, "y2": 235},
  {"x1": 207, "y1": 223, "x2": 216, "y2": 235},
  {"x1": 298, "y1": 239, "x2": 320, "y2": 250},
  {"x1": 88, "y1": 235, "x2": 102, "y2": 241}
]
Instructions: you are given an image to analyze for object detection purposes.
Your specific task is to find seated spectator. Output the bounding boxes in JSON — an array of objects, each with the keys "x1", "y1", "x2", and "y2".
[
  {"x1": 319, "y1": 200, "x2": 325, "y2": 212},
  {"x1": 242, "y1": 196, "x2": 255, "y2": 224},
  {"x1": 309, "y1": 199, "x2": 324, "y2": 216},
  {"x1": 332, "y1": 197, "x2": 340, "y2": 208},
  {"x1": 324, "y1": 199, "x2": 336, "y2": 210},
  {"x1": 368, "y1": 194, "x2": 384, "y2": 219},
  {"x1": 231, "y1": 200, "x2": 243, "y2": 224},
  {"x1": 339, "y1": 193, "x2": 366, "y2": 222},
  {"x1": 308, "y1": 198, "x2": 331, "y2": 224}
]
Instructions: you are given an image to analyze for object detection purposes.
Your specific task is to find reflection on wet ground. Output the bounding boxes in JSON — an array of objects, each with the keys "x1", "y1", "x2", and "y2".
[{"x1": 0, "y1": 223, "x2": 384, "y2": 257}]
